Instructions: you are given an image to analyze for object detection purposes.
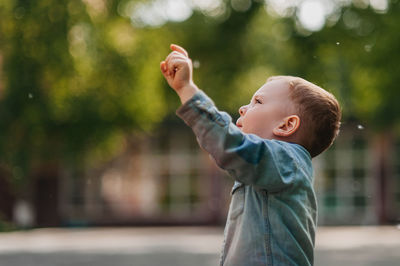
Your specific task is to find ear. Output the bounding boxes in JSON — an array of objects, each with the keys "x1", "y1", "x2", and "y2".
[{"x1": 272, "y1": 115, "x2": 300, "y2": 137}]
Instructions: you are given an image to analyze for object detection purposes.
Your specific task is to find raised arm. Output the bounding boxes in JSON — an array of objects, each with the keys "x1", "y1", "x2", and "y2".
[
  {"x1": 160, "y1": 46, "x2": 311, "y2": 191},
  {"x1": 176, "y1": 91, "x2": 311, "y2": 192},
  {"x1": 160, "y1": 44, "x2": 199, "y2": 104}
]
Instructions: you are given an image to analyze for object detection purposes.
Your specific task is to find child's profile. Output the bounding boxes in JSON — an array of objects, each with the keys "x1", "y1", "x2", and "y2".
[{"x1": 161, "y1": 44, "x2": 341, "y2": 266}]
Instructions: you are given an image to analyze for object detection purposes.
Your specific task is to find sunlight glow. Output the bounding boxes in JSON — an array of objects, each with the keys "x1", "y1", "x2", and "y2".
[
  {"x1": 192, "y1": 0, "x2": 224, "y2": 14},
  {"x1": 369, "y1": 0, "x2": 388, "y2": 13},
  {"x1": 165, "y1": 0, "x2": 193, "y2": 22},
  {"x1": 130, "y1": 0, "x2": 193, "y2": 27},
  {"x1": 265, "y1": 0, "x2": 299, "y2": 17},
  {"x1": 266, "y1": 0, "x2": 338, "y2": 32},
  {"x1": 125, "y1": 0, "x2": 387, "y2": 31},
  {"x1": 298, "y1": 0, "x2": 326, "y2": 31}
]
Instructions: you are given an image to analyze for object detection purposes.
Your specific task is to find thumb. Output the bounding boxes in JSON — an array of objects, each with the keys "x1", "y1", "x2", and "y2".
[{"x1": 160, "y1": 61, "x2": 169, "y2": 77}]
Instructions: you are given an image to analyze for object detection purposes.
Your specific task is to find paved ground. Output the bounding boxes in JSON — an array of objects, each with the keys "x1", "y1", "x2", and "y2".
[{"x1": 0, "y1": 226, "x2": 399, "y2": 266}]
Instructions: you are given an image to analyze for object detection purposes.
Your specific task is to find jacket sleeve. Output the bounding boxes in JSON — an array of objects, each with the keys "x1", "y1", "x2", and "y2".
[{"x1": 176, "y1": 91, "x2": 311, "y2": 192}]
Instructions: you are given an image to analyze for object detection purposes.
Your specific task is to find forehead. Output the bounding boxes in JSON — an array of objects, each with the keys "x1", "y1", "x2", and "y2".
[{"x1": 254, "y1": 79, "x2": 291, "y2": 98}]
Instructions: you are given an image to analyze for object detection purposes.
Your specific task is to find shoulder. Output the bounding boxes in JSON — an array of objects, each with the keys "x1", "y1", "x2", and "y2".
[
  {"x1": 236, "y1": 137, "x2": 311, "y2": 164},
  {"x1": 251, "y1": 139, "x2": 313, "y2": 179},
  {"x1": 274, "y1": 140, "x2": 311, "y2": 162},
  {"x1": 270, "y1": 140, "x2": 312, "y2": 170}
]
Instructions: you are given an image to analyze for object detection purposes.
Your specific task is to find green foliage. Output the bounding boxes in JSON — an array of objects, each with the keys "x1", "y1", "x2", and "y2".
[
  {"x1": 0, "y1": 0, "x2": 399, "y2": 187},
  {"x1": 0, "y1": 0, "x2": 170, "y2": 184},
  {"x1": 289, "y1": 1, "x2": 400, "y2": 129}
]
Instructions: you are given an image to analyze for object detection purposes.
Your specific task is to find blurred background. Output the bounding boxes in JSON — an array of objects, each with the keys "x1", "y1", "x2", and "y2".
[{"x1": 0, "y1": 0, "x2": 399, "y2": 265}]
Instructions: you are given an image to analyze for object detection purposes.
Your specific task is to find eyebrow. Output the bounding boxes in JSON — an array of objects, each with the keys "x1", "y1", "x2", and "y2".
[
  {"x1": 251, "y1": 95, "x2": 263, "y2": 104},
  {"x1": 254, "y1": 94, "x2": 265, "y2": 100}
]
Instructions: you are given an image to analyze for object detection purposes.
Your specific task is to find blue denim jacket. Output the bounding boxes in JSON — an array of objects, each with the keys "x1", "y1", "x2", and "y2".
[{"x1": 177, "y1": 91, "x2": 317, "y2": 266}]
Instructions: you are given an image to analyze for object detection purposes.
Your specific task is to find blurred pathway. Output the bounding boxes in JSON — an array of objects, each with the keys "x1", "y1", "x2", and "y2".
[{"x1": 0, "y1": 226, "x2": 399, "y2": 266}]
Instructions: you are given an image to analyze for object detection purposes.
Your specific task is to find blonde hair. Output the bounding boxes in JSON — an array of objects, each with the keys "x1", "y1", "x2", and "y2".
[{"x1": 267, "y1": 76, "x2": 341, "y2": 157}]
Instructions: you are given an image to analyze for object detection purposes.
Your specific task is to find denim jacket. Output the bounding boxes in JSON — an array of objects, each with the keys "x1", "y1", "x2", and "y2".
[{"x1": 177, "y1": 91, "x2": 317, "y2": 266}]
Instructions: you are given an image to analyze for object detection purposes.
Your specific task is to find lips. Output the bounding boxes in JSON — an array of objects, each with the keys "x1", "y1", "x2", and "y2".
[{"x1": 236, "y1": 120, "x2": 243, "y2": 129}]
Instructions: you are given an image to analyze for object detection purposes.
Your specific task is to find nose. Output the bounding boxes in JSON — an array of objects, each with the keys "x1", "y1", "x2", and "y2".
[{"x1": 239, "y1": 105, "x2": 247, "y2": 116}]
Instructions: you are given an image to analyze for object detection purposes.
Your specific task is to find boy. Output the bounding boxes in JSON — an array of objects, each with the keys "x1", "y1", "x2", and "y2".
[{"x1": 160, "y1": 44, "x2": 341, "y2": 266}]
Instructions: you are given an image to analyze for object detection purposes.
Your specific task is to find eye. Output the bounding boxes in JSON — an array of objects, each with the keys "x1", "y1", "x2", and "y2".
[{"x1": 255, "y1": 98, "x2": 262, "y2": 104}]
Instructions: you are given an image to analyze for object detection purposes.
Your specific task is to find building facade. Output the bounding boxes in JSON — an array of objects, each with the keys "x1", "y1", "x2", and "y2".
[{"x1": 5, "y1": 123, "x2": 400, "y2": 227}]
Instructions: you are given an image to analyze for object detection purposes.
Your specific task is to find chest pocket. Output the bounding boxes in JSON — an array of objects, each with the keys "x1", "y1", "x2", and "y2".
[{"x1": 229, "y1": 181, "x2": 245, "y2": 220}]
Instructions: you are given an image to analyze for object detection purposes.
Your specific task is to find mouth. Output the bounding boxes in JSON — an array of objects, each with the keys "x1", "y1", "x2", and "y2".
[{"x1": 236, "y1": 121, "x2": 243, "y2": 129}]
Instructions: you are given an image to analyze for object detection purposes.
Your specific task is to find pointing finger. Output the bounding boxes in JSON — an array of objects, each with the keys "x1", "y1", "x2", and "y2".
[{"x1": 170, "y1": 44, "x2": 189, "y2": 57}]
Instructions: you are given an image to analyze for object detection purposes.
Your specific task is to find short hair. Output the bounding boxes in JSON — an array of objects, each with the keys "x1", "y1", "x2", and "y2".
[{"x1": 267, "y1": 76, "x2": 341, "y2": 157}]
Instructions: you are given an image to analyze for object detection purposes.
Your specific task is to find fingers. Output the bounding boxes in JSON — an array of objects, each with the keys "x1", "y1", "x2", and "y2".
[
  {"x1": 160, "y1": 60, "x2": 174, "y2": 78},
  {"x1": 163, "y1": 50, "x2": 190, "y2": 73},
  {"x1": 165, "y1": 51, "x2": 187, "y2": 64},
  {"x1": 160, "y1": 57, "x2": 186, "y2": 77},
  {"x1": 161, "y1": 44, "x2": 189, "y2": 71},
  {"x1": 160, "y1": 61, "x2": 167, "y2": 74},
  {"x1": 160, "y1": 44, "x2": 190, "y2": 79},
  {"x1": 168, "y1": 58, "x2": 187, "y2": 75},
  {"x1": 170, "y1": 44, "x2": 188, "y2": 57}
]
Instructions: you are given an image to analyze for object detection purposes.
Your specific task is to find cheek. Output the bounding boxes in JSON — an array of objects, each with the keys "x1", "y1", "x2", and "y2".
[
  {"x1": 246, "y1": 109, "x2": 276, "y2": 130},
  {"x1": 244, "y1": 111, "x2": 264, "y2": 129},
  {"x1": 248, "y1": 108, "x2": 268, "y2": 121}
]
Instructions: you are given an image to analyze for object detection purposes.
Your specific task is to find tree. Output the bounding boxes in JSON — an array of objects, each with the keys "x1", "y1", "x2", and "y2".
[
  {"x1": 0, "y1": 0, "x2": 399, "y2": 224},
  {"x1": 0, "y1": 0, "x2": 173, "y2": 190}
]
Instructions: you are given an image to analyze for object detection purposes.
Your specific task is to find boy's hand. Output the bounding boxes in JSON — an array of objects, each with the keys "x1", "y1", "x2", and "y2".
[{"x1": 160, "y1": 44, "x2": 199, "y2": 104}]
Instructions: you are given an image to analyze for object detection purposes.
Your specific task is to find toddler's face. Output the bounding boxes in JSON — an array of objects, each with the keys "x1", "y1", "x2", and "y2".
[{"x1": 236, "y1": 79, "x2": 295, "y2": 139}]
